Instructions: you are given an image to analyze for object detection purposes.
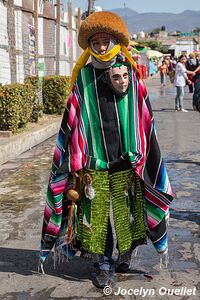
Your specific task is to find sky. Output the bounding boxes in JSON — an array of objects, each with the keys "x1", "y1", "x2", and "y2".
[{"x1": 69, "y1": 0, "x2": 200, "y2": 14}]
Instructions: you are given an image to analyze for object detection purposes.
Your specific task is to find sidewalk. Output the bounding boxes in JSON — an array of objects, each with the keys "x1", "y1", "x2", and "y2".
[{"x1": 0, "y1": 115, "x2": 61, "y2": 165}]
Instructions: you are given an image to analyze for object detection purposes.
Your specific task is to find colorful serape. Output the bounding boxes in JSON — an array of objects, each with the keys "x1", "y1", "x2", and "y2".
[{"x1": 40, "y1": 63, "x2": 174, "y2": 261}]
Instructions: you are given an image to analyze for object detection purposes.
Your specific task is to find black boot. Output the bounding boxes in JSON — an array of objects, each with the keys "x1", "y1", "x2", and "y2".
[
  {"x1": 115, "y1": 249, "x2": 132, "y2": 273},
  {"x1": 115, "y1": 261, "x2": 130, "y2": 273},
  {"x1": 115, "y1": 261, "x2": 145, "y2": 274},
  {"x1": 92, "y1": 269, "x2": 115, "y2": 288}
]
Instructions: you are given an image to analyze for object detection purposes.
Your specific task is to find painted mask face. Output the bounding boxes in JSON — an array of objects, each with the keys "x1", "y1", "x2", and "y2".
[{"x1": 108, "y1": 65, "x2": 129, "y2": 94}]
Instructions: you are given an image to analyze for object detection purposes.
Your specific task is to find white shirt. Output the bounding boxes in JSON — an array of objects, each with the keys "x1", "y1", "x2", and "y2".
[{"x1": 174, "y1": 62, "x2": 187, "y2": 87}]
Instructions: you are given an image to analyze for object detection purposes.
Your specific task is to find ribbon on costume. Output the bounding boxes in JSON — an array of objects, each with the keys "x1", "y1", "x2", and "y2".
[{"x1": 70, "y1": 43, "x2": 140, "y2": 90}]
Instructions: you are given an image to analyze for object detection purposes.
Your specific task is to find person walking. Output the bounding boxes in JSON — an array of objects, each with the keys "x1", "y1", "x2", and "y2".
[
  {"x1": 174, "y1": 54, "x2": 194, "y2": 112},
  {"x1": 192, "y1": 62, "x2": 200, "y2": 111},
  {"x1": 186, "y1": 53, "x2": 199, "y2": 93},
  {"x1": 39, "y1": 11, "x2": 174, "y2": 288},
  {"x1": 159, "y1": 60, "x2": 168, "y2": 86},
  {"x1": 149, "y1": 58, "x2": 157, "y2": 76}
]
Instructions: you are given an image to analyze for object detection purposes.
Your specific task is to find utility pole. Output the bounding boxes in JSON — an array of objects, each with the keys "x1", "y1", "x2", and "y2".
[
  {"x1": 33, "y1": 0, "x2": 39, "y2": 76},
  {"x1": 88, "y1": 0, "x2": 95, "y2": 15},
  {"x1": 7, "y1": 0, "x2": 17, "y2": 82},
  {"x1": 68, "y1": 0, "x2": 73, "y2": 74},
  {"x1": 87, "y1": 0, "x2": 91, "y2": 15},
  {"x1": 77, "y1": 8, "x2": 82, "y2": 56},
  {"x1": 56, "y1": 0, "x2": 61, "y2": 75},
  {"x1": 77, "y1": 7, "x2": 81, "y2": 32}
]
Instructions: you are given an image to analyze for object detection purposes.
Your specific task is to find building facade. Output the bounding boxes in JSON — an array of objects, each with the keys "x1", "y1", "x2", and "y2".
[{"x1": 0, "y1": 0, "x2": 80, "y2": 84}]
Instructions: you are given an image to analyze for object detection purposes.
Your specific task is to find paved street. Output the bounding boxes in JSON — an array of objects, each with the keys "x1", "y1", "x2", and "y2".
[{"x1": 0, "y1": 76, "x2": 200, "y2": 300}]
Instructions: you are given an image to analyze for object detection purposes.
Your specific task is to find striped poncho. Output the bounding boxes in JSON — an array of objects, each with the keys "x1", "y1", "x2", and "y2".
[{"x1": 40, "y1": 63, "x2": 174, "y2": 261}]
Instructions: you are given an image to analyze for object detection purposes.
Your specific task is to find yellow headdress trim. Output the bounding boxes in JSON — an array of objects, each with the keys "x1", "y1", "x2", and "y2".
[
  {"x1": 70, "y1": 47, "x2": 90, "y2": 90},
  {"x1": 121, "y1": 44, "x2": 138, "y2": 71},
  {"x1": 88, "y1": 44, "x2": 121, "y2": 62},
  {"x1": 70, "y1": 44, "x2": 140, "y2": 90}
]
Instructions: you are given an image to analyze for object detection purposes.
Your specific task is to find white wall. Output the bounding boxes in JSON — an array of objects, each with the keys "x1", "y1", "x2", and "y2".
[
  {"x1": 59, "y1": 13, "x2": 78, "y2": 76},
  {"x1": 0, "y1": 1, "x2": 10, "y2": 84},
  {"x1": 0, "y1": 49, "x2": 11, "y2": 84},
  {"x1": 175, "y1": 40, "x2": 198, "y2": 56},
  {"x1": 0, "y1": 0, "x2": 79, "y2": 83},
  {"x1": 59, "y1": 60, "x2": 71, "y2": 76},
  {"x1": 72, "y1": 29, "x2": 78, "y2": 64},
  {"x1": 14, "y1": 0, "x2": 22, "y2": 6},
  {"x1": 38, "y1": 0, "x2": 43, "y2": 14},
  {"x1": 16, "y1": 55, "x2": 24, "y2": 82},
  {"x1": 60, "y1": 25, "x2": 69, "y2": 57}
]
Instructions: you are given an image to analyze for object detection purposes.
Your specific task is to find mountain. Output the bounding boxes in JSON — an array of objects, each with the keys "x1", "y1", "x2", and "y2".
[
  {"x1": 110, "y1": 8, "x2": 200, "y2": 33},
  {"x1": 111, "y1": 7, "x2": 138, "y2": 18}
]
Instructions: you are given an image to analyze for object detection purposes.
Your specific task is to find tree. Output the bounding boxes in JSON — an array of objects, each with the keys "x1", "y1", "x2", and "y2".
[
  {"x1": 193, "y1": 27, "x2": 200, "y2": 33},
  {"x1": 151, "y1": 27, "x2": 162, "y2": 34},
  {"x1": 138, "y1": 40, "x2": 169, "y2": 53}
]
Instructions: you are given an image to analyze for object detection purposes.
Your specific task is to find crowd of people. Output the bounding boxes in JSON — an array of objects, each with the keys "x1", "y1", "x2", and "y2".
[{"x1": 149, "y1": 53, "x2": 200, "y2": 112}]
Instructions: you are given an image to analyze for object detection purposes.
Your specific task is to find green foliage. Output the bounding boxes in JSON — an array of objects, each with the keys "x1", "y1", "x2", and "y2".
[
  {"x1": 0, "y1": 84, "x2": 21, "y2": 132},
  {"x1": 193, "y1": 27, "x2": 200, "y2": 33},
  {"x1": 42, "y1": 75, "x2": 71, "y2": 115},
  {"x1": 151, "y1": 27, "x2": 162, "y2": 34},
  {"x1": 30, "y1": 101, "x2": 43, "y2": 123},
  {"x1": 138, "y1": 39, "x2": 169, "y2": 53},
  {"x1": 0, "y1": 75, "x2": 71, "y2": 133},
  {"x1": 0, "y1": 83, "x2": 35, "y2": 133},
  {"x1": 18, "y1": 84, "x2": 34, "y2": 127},
  {"x1": 24, "y1": 76, "x2": 40, "y2": 90},
  {"x1": 24, "y1": 76, "x2": 43, "y2": 122}
]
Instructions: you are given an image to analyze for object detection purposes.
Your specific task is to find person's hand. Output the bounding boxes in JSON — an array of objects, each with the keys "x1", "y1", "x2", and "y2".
[{"x1": 187, "y1": 79, "x2": 192, "y2": 85}]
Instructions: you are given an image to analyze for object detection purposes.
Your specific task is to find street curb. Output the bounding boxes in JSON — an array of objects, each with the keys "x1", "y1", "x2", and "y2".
[{"x1": 0, "y1": 117, "x2": 61, "y2": 165}]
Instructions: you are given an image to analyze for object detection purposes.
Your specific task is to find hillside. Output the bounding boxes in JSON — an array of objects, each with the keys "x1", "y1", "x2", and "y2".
[{"x1": 110, "y1": 8, "x2": 200, "y2": 33}]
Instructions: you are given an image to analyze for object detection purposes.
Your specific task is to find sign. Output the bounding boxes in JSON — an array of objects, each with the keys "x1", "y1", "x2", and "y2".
[
  {"x1": 39, "y1": 62, "x2": 46, "y2": 77},
  {"x1": 180, "y1": 32, "x2": 198, "y2": 37}
]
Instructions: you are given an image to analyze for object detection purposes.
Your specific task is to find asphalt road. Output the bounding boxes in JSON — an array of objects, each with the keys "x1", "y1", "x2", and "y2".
[{"x1": 0, "y1": 76, "x2": 199, "y2": 300}]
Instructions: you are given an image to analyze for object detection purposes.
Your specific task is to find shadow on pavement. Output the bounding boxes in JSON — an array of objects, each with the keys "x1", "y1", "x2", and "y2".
[
  {"x1": 153, "y1": 108, "x2": 195, "y2": 112},
  {"x1": 170, "y1": 209, "x2": 200, "y2": 225},
  {"x1": 153, "y1": 108, "x2": 177, "y2": 112},
  {"x1": 166, "y1": 159, "x2": 200, "y2": 166},
  {"x1": 0, "y1": 247, "x2": 93, "y2": 282}
]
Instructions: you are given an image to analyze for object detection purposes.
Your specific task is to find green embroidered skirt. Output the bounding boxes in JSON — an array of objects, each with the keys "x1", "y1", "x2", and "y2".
[{"x1": 77, "y1": 169, "x2": 148, "y2": 259}]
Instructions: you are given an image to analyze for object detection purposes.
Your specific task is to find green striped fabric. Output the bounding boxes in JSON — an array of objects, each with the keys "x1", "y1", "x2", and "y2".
[{"x1": 76, "y1": 65, "x2": 137, "y2": 168}]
